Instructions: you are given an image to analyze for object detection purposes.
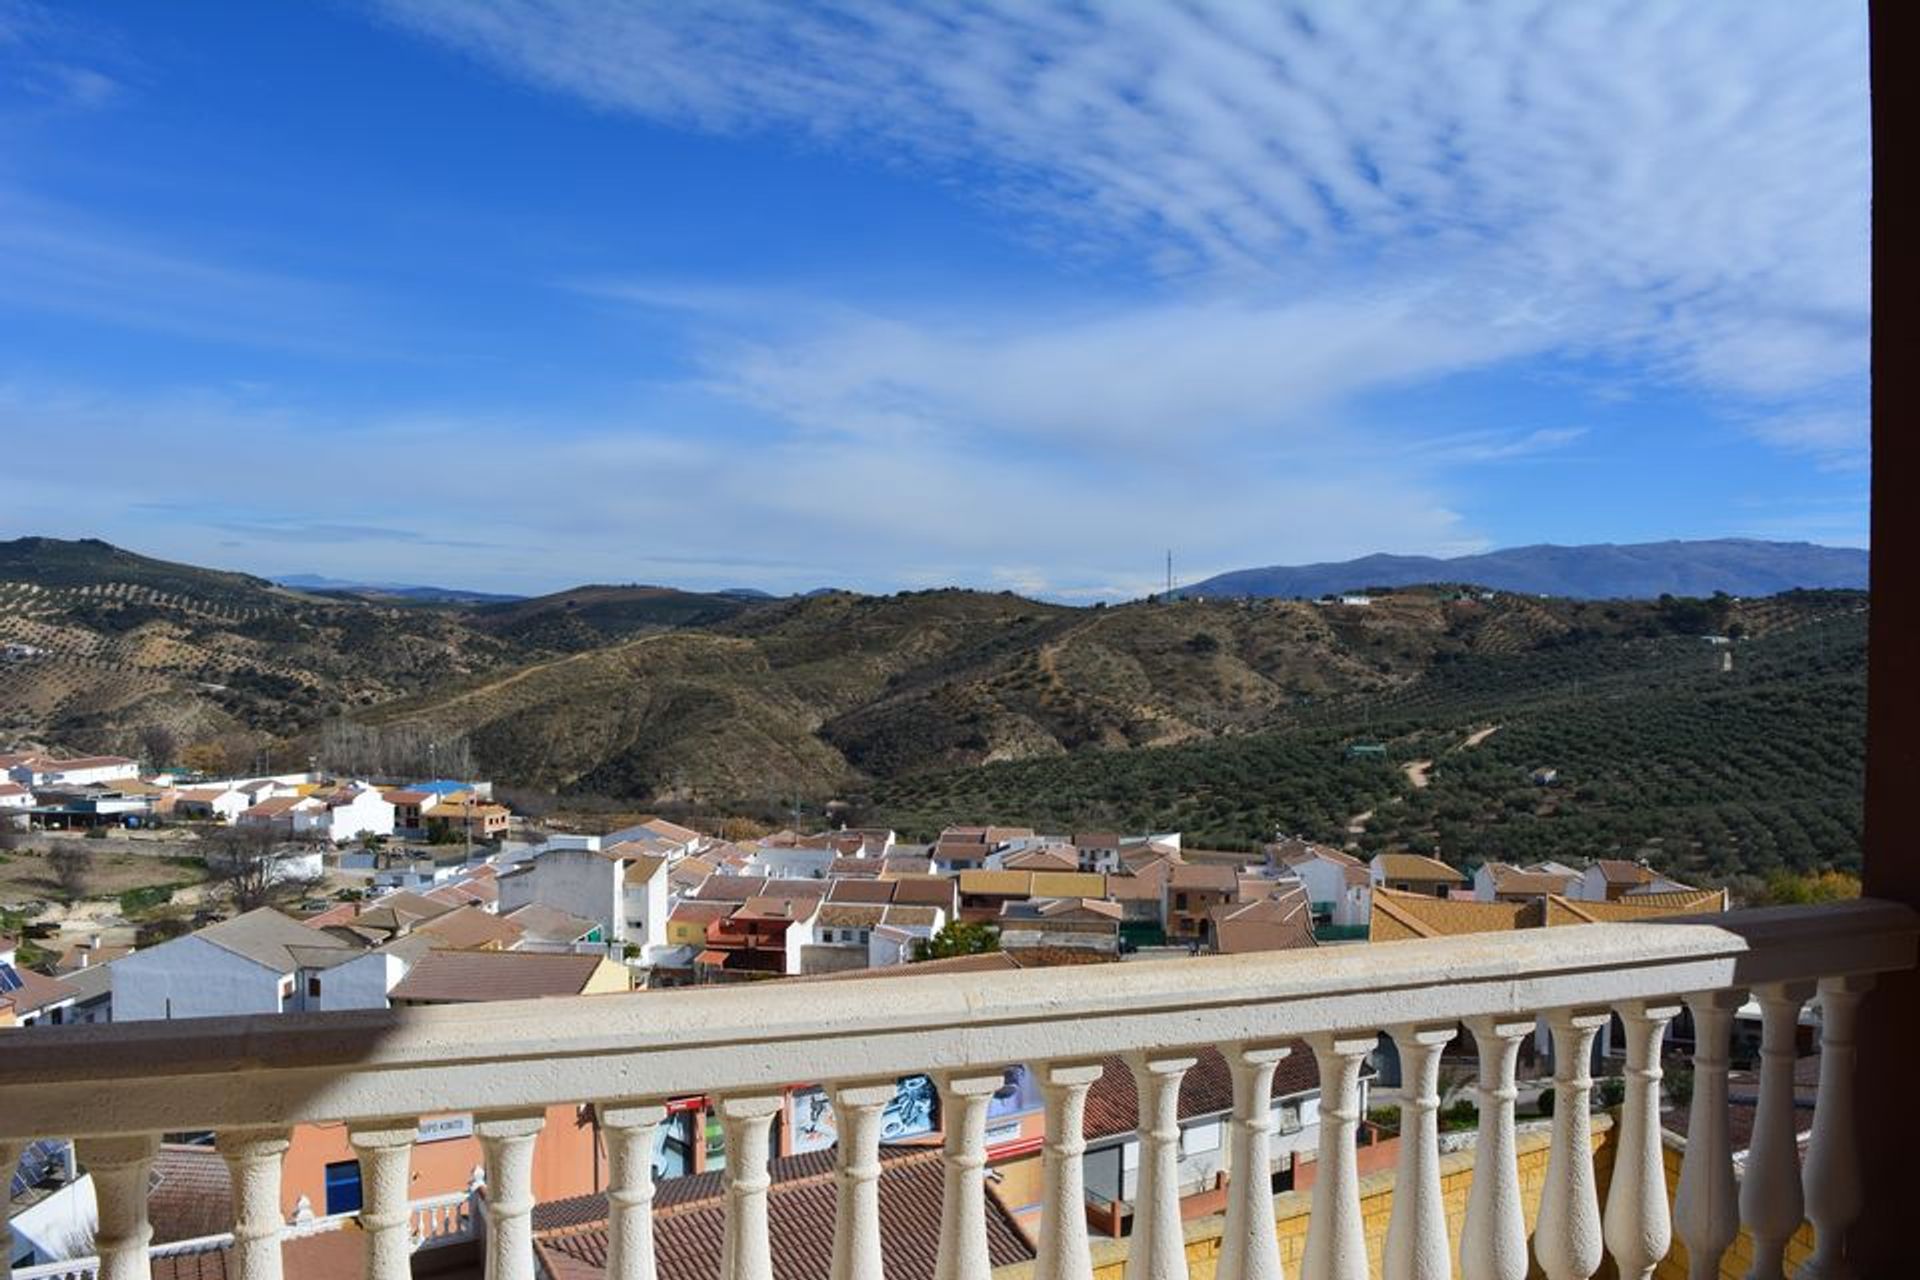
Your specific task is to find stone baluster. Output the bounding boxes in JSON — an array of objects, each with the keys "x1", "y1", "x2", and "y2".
[
  {"x1": 1674, "y1": 991, "x2": 1743, "y2": 1280},
  {"x1": 1, "y1": 1137, "x2": 23, "y2": 1275},
  {"x1": 1384, "y1": 1024, "x2": 1456, "y2": 1280},
  {"x1": 1740, "y1": 982, "x2": 1814, "y2": 1280},
  {"x1": 1217, "y1": 1042, "x2": 1290, "y2": 1280},
  {"x1": 1460, "y1": 1016, "x2": 1532, "y2": 1280},
  {"x1": 1603, "y1": 1000, "x2": 1681, "y2": 1280},
  {"x1": 716, "y1": 1095, "x2": 783, "y2": 1280},
  {"x1": 1125, "y1": 1050, "x2": 1199, "y2": 1280},
  {"x1": 1301, "y1": 1031, "x2": 1374, "y2": 1280},
  {"x1": 830, "y1": 1081, "x2": 899, "y2": 1280},
  {"x1": 1801, "y1": 974, "x2": 1873, "y2": 1279},
  {"x1": 476, "y1": 1109, "x2": 547, "y2": 1280},
  {"x1": 217, "y1": 1128, "x2": 292, "y2": 1280},
  {"x1": 597, "y1": 1101, "x2": 667, "y2": 1280},
  {"x1": 348, "y1": 1121, "x2": 417, "y2": 1280},
  {"x1": 933, "y1": 1070, "x2": 1008, "y2": 1280},
  {"x1": 1535, "y1": 1009, "x2": 1609, "y2": 1280},
  {"x1": 1035, "y1": 1060, "x2": 1105, "y2": 1280},
  {"x1": 76, "y1": 1134, "x2": 160, "y2": 1280}
]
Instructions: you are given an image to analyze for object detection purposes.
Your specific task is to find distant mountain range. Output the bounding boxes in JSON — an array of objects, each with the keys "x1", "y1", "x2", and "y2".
[
  {"x1": 1183, "y1": 539, "x2": 1869, "y2": 601},
  {"x1": 273, "y1": 573, "x2": 524, "y2": 605}
]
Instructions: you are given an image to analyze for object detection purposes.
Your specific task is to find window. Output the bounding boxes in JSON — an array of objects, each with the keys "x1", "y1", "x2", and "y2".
[
  {"x1": 307, "y1": 977, "x2": 321, "y2": 998},
  {"x1": 324, "y1": 1161, "x2": 363, "y2": 1215}
]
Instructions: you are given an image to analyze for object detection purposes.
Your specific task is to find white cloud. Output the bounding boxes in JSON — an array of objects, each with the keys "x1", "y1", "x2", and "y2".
[
  {"x1": 383, "y1": 0, "x2": 1870, "y2": 412},
  {"x1": 0, "y1": 379, "x2": 1473, "y2": 599}
]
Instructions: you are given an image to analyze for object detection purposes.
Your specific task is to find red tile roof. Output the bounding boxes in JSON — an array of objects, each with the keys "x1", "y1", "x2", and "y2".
[
  {"x1": 389, "y1": 951, "x2": 616, "y2": 1003},
  {"x1": 533, "y1": 1146, "x2": 1031, "y2": 1280}
]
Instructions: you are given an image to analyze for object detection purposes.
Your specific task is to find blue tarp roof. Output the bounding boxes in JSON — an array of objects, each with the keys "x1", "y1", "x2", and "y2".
[{"x1": 410, "y1": 780, "x2": 470, "y2": 794}]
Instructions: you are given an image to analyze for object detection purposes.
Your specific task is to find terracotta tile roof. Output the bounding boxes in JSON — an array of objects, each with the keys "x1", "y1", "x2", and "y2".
[
  {"x1": 1211, "y1": 889, "x2": 1317, "y2": 955},
  {"x1": 1001, "y1": 847, "x2": 1079, "y2": 872},
  {"x1": 54, "y1": 942, "x2": 133, "y2": 973},
  {"x1": 735, "y1": 895, "x2": 822, "y2": 922},
  {"x1": 1072, "y1": 831, "x2": 1121, "y2": 848},
  {"x1": 149, "y1": 1228, "x2": 369, "y2": 1280},
  {"x1": 1104, "y1": 874, "x2": 1163, "y2": 902},
  {"x1": 1543, "y1": 889, "x2": 1728, "y2": 925},
  {"x1": 381, "y1": 789, "x2": 435, "y2": 805},
  {"x1": 5, "y1": 962, "x2": 77, "y2": 1015},
  {"x1": 1371, "y1": 853, "x2": 1468, "y2": 883},
  {"x1": 826, "y1": 879, "x2": 896, "y2": 904},
  {"x1": 1081, "y1": 1043, "x2": 1322, "y2": 1141},
  {"x1": 816, "y1": 904, "x2": 886, "y2": 928},
  {"x1": 938, "y1": 826, "x2": 990, "y2": 843},
  {"x1": 1270, "y1": 838, "x2": 1362, "y2": 868},
  {"x1": 1028, "y1": 871, "x2": 1107, "y2": 899},
  {"x1": 389, "y1": 950, "x2": 618, "y2": 1002},
  {"x1": 414, "y1": 905, "x2": 526, "y2": 950},
  {"x1": 1368, "y1": 887, "x2": 1542, "y2": 942},
  {"x1": 1594, "y1": 858, "x2": 1657, "y2": 885},
  {"x1": 668, "y1": 900, "x2": 735, "y2": 925},
  {"x1": 533, "y1": 1146, "x2": 1032, "y2": 1280},
  {"x1": 957, "y1": 870, "x2": 1029, "y2": 896},
  {"x1": 635, "y1": 816, "x2": 703, "y2": 845},
  {"x1": 1167, "y1": 864, "x2": 1238, "y2": 893},
  {"x1": 887, "y1": 878, "x2": 957, "y2": 911},
  {"x1": 690, "y1": 876, "x2": 768, "y2": 903},
  {"x1": 622, "y1": 854, "x2": 669, "y2": 885},
  {"x1": 0, "y1": 782, "x2": 30, "y2": 797},
  {"x1": 376, "y1": 890, "x2": 460, "y2": 922},
  {"x1": 880, "y1": 905, "x2": 943, "y2": 928},
  {"x1": 147, "y1": 1143, "x2": 232, "y2": 1242},
  {"x1": 1487, "y1": 866, "x2": 1582, "y2": 897},
  {"x1": 825, "y1": 856, "x2": 882, "y2": 880}
]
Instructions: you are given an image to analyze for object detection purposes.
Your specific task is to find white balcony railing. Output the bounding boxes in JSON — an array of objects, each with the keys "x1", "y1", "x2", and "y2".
[{"x1": 0, "y1": 899, "x2": 1912, "y2": 1280}]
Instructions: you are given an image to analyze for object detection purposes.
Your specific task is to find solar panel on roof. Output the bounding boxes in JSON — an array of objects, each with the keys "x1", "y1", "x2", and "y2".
[
  {"x1": 0, "y1": 963, "x2": 23, "y2": 994},
  {"x1": 10, "y1": 1139, "x2": 68, "y2": 1197}
]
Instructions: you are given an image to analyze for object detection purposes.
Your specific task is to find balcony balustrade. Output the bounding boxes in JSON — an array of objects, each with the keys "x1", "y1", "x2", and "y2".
[{"x1": 0, "y1": 898, "x2": 1911, "y2": 1280}]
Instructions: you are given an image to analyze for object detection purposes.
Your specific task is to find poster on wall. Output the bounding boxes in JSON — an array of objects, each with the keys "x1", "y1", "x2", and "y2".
[
  {"x1": 985, "y1": 1065, "x2": 1041, "y2": 1120},
  {"x1": 880, "y1": 1075, "x2": 938, "y2": 1140},
  {"x1": 791, "y1": 1086, "x2": 838, "y2": 1154}
]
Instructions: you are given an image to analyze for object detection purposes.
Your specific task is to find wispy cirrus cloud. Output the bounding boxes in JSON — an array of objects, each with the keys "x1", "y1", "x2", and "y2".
[{"x1": 384, "y1": 0, "x2": 1869, "y2": 414}]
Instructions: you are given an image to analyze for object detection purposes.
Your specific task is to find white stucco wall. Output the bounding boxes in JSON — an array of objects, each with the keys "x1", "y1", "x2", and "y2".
[
  {"x1": 496, "y1": 847, "x2": 623, "y2": 941},
  {"x1": 112, "y1": 934, "x2": 285, "y2": 1022},
  {"x1": 314, "y1": 950, "x2": 407, "y2": 1011},
  {"x1": 622, "y1": 870, "x2": 670, "y2": 951},
  {"x1": 324, "y1": 790, "x2": 396, "y2": 843}
]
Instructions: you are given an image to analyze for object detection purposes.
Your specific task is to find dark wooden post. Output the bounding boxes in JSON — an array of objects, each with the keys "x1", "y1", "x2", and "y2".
[{"x1": 1853, "y1": 2, "x2": 1920, "y2": 1268}]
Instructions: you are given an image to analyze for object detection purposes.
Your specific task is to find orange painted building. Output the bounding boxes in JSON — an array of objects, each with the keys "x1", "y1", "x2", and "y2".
[{"x1": 279, "y1": 1103, "x2": 606, "y2": 1218}]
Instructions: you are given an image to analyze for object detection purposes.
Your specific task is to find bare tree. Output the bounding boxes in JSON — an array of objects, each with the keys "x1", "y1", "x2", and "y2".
[
  {"x1": 202, "y1": 826, "x2": 320, "y2": 911},
  {"x1": 137, "y1": 723, "x2": 180, "y2": 771},
  {"x1": 46, "y1": 843, "x2": 93, "y2": 899}
]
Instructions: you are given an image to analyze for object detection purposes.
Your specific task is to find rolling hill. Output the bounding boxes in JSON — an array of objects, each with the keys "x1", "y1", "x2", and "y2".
[
  {"x1": 1185, "y1": 538, "x2": 1868, "y2": 600},
  {"x1": 0, "y1": 537, "x2": 1868, "y2": 881}
]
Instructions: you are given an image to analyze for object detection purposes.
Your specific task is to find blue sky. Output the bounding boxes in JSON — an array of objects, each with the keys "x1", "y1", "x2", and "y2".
[{"x1": 0, "y1": 2, "x2": 1870, "y2": 599}]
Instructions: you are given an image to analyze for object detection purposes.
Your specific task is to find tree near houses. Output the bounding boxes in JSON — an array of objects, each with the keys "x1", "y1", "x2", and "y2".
[
  {"x1": 202, "y1": 826, "x2": 321, "y2": 911},
  {"x1": 46, "y1": 844, "x2": 93, "y2": 899},
  {"x1": 913, "y1": 920, "x2": 1000, "y2": 962},
  {"x1": 137, "y1": 723, "x2": 179, "y2": 771}
]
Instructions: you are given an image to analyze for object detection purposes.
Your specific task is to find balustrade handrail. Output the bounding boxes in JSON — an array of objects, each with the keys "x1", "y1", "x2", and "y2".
[{"x1": 0, "y1": 899, "x2": 1912, "y2": 1141}]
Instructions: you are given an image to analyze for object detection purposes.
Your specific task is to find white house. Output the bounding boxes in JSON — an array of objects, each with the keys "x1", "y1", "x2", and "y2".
[
  {"x1": 312, "y1": 782, "x2": 396, "y2": 844},
  {"x1": 496, "y1": 843, "x2": 649, "y2": 948},
  {"x1": 743, "y1": 844, "x2": 835, "y2": 880},
  {"x1": 1271, "y1": 839, "x2": 1371, "y2": 928},
  {"x1": 7, "y1": 755, "x2": 140, "y2": 789},
  {"x1": 602, "y1": 816, "x2": 704, "y2": 858},
  {"x1": 0, "y1": 781, "x2": 31, "y2": 828},
  {"x1": 615, "y1": 847, "x2": 671, "y2": 955},
  {"x1": 111, "y1": 908, "x2": 364, "y2": 1021},
  {"x1": 172, "y1": 786, "x2": 251, "y2": 824}
]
